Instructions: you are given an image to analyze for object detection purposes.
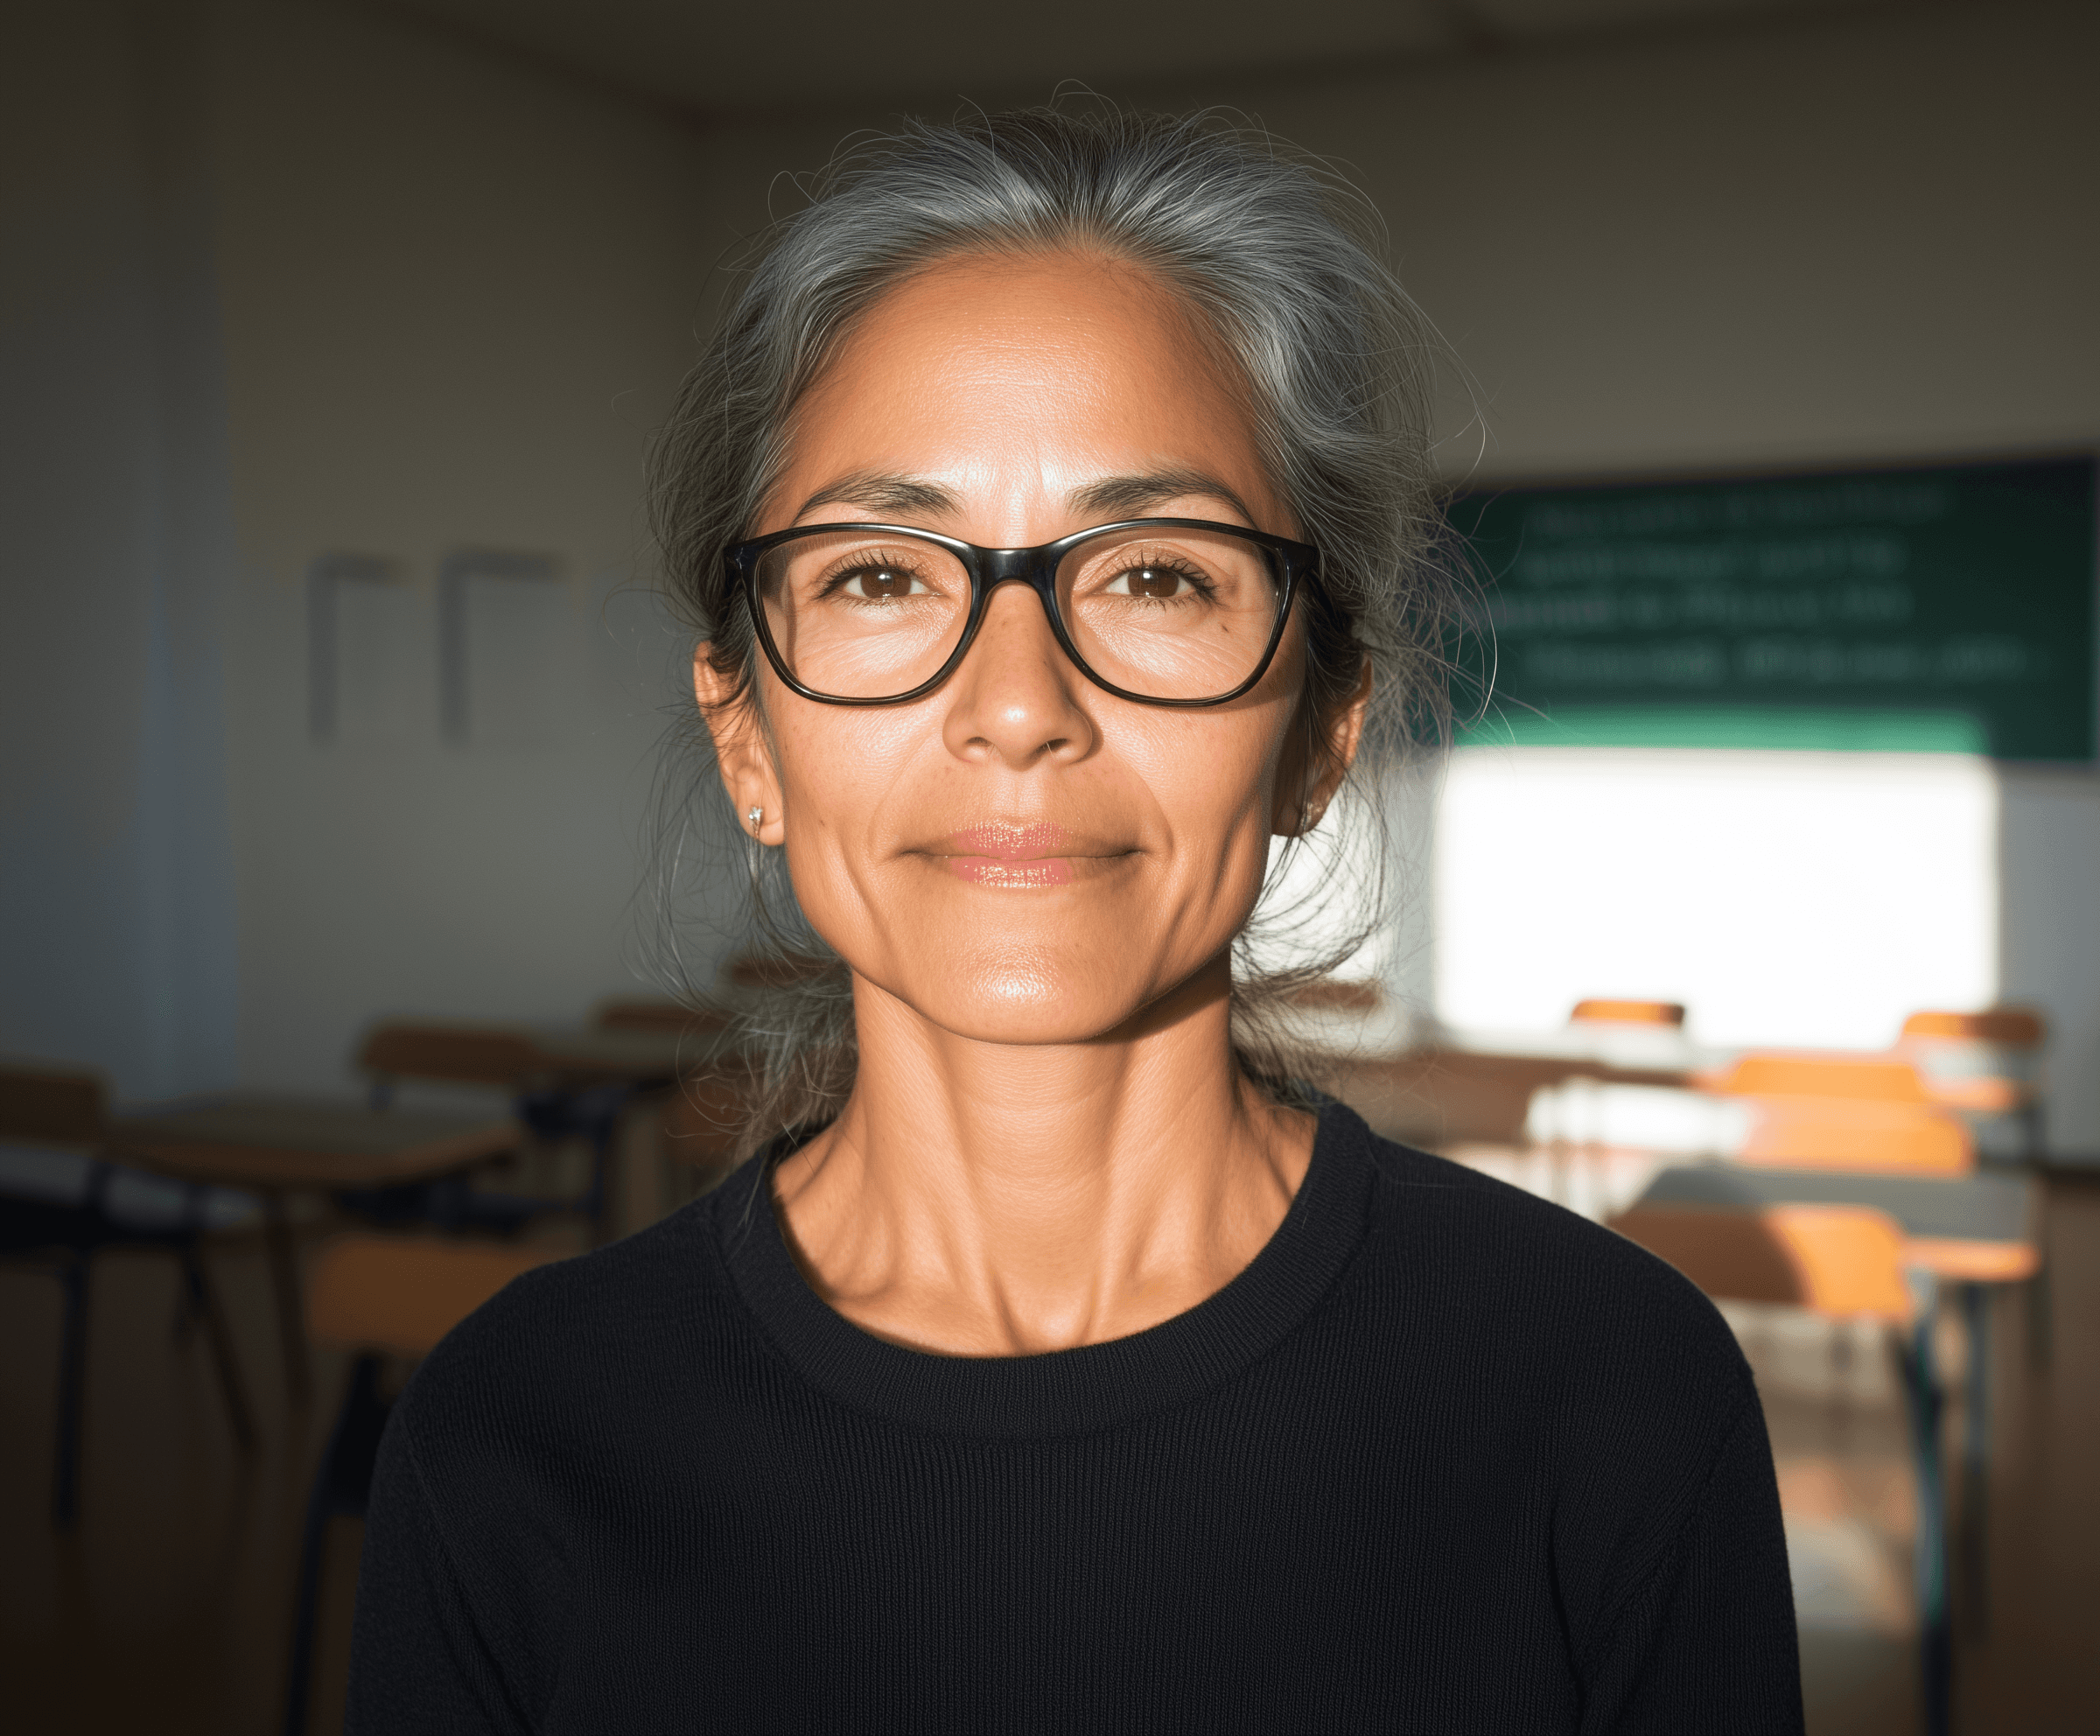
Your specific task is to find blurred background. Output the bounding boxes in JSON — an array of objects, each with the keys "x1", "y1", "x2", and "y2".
[{"x1": 2, "y1": 1, "x2": 2093, "y2": 1732}]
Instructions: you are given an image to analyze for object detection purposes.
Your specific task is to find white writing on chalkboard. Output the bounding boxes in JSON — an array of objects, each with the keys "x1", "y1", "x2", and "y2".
[{"x1": 1452, "y1": 457, "x2": 2093, "y2": 759}]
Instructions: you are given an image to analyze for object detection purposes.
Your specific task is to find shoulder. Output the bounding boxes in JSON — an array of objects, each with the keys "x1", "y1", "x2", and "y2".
[
  {"x1": 391, "y1": 1176, "x2": 769, "y2": 1472},
  {"x1": 1333, "y1": 1108, "x2": 1755, "y2": 1422},
  {"x1": 1328, "y1": 1110, "x2": 1773, "y2": 1644}
]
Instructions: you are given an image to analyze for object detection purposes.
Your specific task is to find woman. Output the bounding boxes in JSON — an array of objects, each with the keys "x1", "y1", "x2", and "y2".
[{"x1": 349, "y1": 108, "x2": 1800, "y2": 1732}]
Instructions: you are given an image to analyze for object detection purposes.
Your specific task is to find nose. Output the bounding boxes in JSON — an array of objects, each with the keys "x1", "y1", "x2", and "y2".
[{"x1": 940, "y1": 579, "x2": 1096, "y2": 768}]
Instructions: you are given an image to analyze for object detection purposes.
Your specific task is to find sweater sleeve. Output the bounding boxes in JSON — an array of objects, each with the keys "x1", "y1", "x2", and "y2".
[
  {"x1": 1577, "y1": 1399, "x2": 1804, "y2": 1735},
  {"x1": 345, "y1": 1410, "x2": 531, "y2": 1736}
]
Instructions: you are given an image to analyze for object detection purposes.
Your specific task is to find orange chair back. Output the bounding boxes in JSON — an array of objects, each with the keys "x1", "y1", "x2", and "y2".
[
  {"x1": 358, "y1": 1022, "x2": 544, "y2": 1088},
  {"x1": 0, "y1": 1063, "x2": 107, "y2": 1146},
  {"x1": 1571, "y1": 999, "x2": 1685, "y2": 1027},
  {"x1": 1897, "y1": 1007, "x2": 2045, "y2": 1115},
  {"x1": 1739, "y1": 1100, "x2": 1972, "y2": 1175},
  {"x1": 309, "y1": 1236, "x2": 560, "y2": 1359},
  {"x1": 1704, "y1": 1052, "x2": 1971, "y2": 1173},
  {"x1": 1709, "y1": 1054, "x2": 1931, "y2": 1102},
  {"x1": 1900, "y1": 1008, "x2": 2045, "y2": 1046},
  {"x1": 1611, "y1": 1203, "x2": 1913, "y2": 1321}
]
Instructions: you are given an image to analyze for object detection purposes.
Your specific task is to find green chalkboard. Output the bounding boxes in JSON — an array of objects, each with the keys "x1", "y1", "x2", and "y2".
[{"x1": 1448, "y1": 456, "x2": 2096, "y2": 760}]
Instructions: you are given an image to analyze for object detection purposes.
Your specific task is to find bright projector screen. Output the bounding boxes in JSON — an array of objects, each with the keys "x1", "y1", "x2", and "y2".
[{"x1": 1432, "y1": 747, "x2": 1998, "y2": 1051}]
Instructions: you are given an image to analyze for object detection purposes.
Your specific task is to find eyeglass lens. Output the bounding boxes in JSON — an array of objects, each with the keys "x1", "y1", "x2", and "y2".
[{"x1": 754, "y1": 526, "x2": 1284, "y2": 702}]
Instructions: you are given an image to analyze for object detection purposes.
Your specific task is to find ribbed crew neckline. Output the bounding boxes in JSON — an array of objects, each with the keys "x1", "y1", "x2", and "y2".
[{"x1": 718, "y1": 1102, "x2": 1379, "y2": 1438}]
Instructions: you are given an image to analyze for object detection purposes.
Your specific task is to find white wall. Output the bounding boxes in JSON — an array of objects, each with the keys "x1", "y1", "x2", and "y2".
[
  {"x1": 205, "y1": 0, "x2": 732, "y2": 1088},
  {"x1": 0, "y1": 1, "x2": 242, "y2": 1100},
  {"x1": 1231, "y1": 2, "x2": 2098, "y2": 476}
]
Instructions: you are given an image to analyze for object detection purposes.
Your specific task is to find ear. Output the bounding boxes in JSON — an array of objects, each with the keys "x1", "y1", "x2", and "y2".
[
  {"x1": 1273, "y1": 656, "x2": 1373, "y2": 837},
  {"x1": 694, "y1": 645, "x2": 785, "y2": 846}
]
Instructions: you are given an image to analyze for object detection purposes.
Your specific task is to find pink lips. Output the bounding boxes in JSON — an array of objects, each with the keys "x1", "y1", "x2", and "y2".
[{"x1": 937, "y1": 822, "x2": 1082, "y2": 887}]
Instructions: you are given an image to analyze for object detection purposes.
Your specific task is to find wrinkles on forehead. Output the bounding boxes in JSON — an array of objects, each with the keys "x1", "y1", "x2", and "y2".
[
  {"x1": 760, "y1": 245, "x2": 1286, "y2": 543},
  {"x1": 789, "y1": 466, "x2": 1261, "y2": 534}
]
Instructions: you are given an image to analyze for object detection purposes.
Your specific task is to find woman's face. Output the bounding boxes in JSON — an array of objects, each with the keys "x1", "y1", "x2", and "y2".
[{"x1": 701, "y1": 250, "x2": 1358, "y2": 1047}]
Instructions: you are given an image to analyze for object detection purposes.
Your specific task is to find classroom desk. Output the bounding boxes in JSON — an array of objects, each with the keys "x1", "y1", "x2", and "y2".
[
  {"x1": 1630, "y1": 1163, "x2": 2040, "y2": 1283},
  {"x1": 351, "y1": 1020, "x2": 721, "y2": 1116},
  {"x1": 1331, "y1": 1047, "x2": 1695, "y2": 1150},
  {"x1": 360, "y1": 1020, "x2": 739, "y2": 1241},
  {"x1": 1628, "y1": 1159, "x2": 2040, "y2": 1640},
  {"x1": 107, "y1": 1098, "x2": 519, "y2": 1404},
  {"x1": 519, "y1": 1025, "x2": 742, "y2": 1234},
  {"x1": 516, "y1": 1023, "x2": 710, "y2": 1085},
  {"x1": 363, "y1": 1021, "x2": 728, "y2": 1092}
]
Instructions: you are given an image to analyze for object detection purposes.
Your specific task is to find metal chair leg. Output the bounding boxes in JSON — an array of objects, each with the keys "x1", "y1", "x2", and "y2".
[
  {"x1": 284, "y1": 1354, "x2": 392, "y2": 1736},
  {"x1": 1894, "y1": 1292, "x2": 1951, "y2": 1736},
  {"x1": 2024, "y1": 1258, "x2": 2052, "y2": 1372},
  {"x1": 182, "y1": 1246, "x2": 259, "y2": 1451},
  {"x1": 518, "y1": 1082, "x2": 632, "y2": 1245},
  {"x1": 1957, "y1": 1283, "x2": 1991, "y2": 1637},
  {"x1": 52, "y1": 1253, "x2": 90, "y2": 1530},
  {"x1": 262, "y1": 1192, "x2": 312, "y2": 1406},
  {"x1": 171, "y1": 1182, "x2": 211, "y2": 1345},
  {"x1": 172, "y1": 1276, "x2": 200, "y2": 1344},
  {"x1": 283, "y1": 1428, "x2": 337, "y2": 1736}
]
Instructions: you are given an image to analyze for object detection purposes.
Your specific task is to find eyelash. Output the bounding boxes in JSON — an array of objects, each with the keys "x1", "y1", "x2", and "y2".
[
  {"x1": 814, "y1": 550, "x2": 936, "y2": 598},
  {"x1": 1103, "y1": 556, "x2": 1215, "y2": 598}
]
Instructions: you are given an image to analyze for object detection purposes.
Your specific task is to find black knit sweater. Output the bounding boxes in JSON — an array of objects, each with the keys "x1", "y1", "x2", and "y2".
[{"x1": 347, "y1": 1104, "x2": 1802, "y2": 1732}]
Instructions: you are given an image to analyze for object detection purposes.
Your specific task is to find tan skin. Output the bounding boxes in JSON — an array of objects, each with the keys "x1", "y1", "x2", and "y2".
[{"x1": 696, "y1": 249, "x2": 1368, "y2": 1357}]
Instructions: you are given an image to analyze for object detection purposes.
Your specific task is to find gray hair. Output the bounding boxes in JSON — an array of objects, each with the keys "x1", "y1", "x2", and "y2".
[{"x1": 649, "y1": 102, "x2": 1460, "y2": 1154}]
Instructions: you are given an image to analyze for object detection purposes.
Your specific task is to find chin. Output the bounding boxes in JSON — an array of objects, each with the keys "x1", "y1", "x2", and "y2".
[{"x1": 882, "y1": 944, "x2": 1163, "y2": 1047}]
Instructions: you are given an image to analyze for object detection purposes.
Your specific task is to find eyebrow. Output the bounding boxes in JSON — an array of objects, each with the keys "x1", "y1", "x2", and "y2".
[
  {"x1": 792, "y1": 466, "x2": 1259, "y2": 532},
  {"x1": 793, "y1": 472, "x2": 961, "y2": 522},
  {"x1": 1068, "y1": 468, "x2": 1258, "y2": 527}
]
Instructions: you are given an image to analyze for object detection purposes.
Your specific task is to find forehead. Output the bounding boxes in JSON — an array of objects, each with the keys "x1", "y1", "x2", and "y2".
[{"x1": 780, "y1": 250, "x2": 1277, "y2": 524}]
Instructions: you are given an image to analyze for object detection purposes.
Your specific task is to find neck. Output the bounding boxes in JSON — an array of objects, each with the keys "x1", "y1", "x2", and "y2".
[{"x1": 771, "y1": 958, "x2": 1314, "y2": 1356}]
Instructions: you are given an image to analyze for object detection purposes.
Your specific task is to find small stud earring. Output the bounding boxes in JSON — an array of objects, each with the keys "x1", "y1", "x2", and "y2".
[{"x1": 747, "y1": 806, "x2": 764, "y2": 832}]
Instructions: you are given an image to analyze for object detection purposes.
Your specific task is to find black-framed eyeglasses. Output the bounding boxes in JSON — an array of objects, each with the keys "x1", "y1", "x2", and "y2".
[{"x1": 724, "y1": 518, "x2": 1320, "y2": 708}]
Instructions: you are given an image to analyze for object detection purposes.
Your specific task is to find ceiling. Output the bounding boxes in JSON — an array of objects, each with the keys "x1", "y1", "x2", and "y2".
[{"x1": 363, "y1": 0, "x2": 1901, "y2": 122}]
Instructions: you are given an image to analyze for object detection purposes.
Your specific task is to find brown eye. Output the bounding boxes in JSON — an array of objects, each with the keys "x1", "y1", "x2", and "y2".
[
  {"x1": 842, "y1": 565, "x2": 925, "y2": 599},
  {"x1": 1106, "y1": 564, "x2": 1187, "y2": 598}
]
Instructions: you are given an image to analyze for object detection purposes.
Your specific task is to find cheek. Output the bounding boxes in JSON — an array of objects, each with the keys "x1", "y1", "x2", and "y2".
[
  {"x1": 1116, "y1": 705, "x2": 1292, "y2": 846},
  {"x1": 768, "y1": 704, "x2": 922, "y2": 928},
  {"x1": 1108, "y1": 709, "x2": 1294, "y2": 948}
]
